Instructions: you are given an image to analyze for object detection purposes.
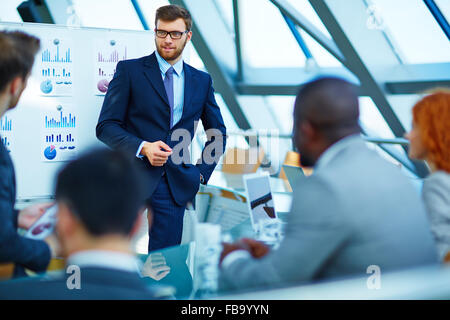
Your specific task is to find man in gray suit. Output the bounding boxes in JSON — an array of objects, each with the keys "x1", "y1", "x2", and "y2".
[{"x1": 219, "y1": 77, "x2": 438, "y2": 290}]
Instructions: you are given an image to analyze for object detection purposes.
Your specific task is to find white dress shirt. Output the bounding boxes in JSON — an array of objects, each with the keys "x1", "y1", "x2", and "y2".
[{"x1": 67, "y1": 250, "x2": 143, "y2": 274}]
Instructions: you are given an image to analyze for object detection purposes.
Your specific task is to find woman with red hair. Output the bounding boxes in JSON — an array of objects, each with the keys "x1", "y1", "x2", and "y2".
[{"x1": 405, "y1": 89, "x2": 450, "y2": 261}]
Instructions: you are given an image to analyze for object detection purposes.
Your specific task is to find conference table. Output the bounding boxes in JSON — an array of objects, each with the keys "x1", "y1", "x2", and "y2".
[{"x1": 134, "y1": 170, "x2": 293, "y2": 300}]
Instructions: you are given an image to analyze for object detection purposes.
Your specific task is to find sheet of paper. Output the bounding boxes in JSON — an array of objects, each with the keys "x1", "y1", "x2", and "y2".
[
  {"x1": 41, "y1": 104, "x2": 78, "y2": 162},
  {"x1": 36, "y1": 38, "x2": 74, "y2": 96}
]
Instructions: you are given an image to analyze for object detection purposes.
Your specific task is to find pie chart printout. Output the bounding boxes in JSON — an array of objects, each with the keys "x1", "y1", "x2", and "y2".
[{"x1": 43, "y1": 145, "x2": 57, "y2": 160}]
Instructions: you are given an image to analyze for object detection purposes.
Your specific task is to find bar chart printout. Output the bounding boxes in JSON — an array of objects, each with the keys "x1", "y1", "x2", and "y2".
[
  {"x1": 94, "y1": 41, "x2": 128, "y2": 95},
  {"x1": 0, "y1": 114, "x2": 13, "y2": 153},
  {"x1": 38, "y1": 38, "x2": 74, "y2": 96},
  {"x1": 41, "y1": 106, "x2": 78, "y2": 162}
]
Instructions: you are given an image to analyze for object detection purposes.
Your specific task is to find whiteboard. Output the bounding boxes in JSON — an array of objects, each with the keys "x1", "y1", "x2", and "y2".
[{"x1": 0, "y1": 22, "x2": 189, "y2": 200}]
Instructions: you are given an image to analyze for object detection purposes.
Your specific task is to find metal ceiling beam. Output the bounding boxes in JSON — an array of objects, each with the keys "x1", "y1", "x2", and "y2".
[
  {"x1": 234, "y1": 63, "x2": 450, "y2": 96},
  {"x1": 270, "y1": 0, "x2": 347, "y2": 68},
  {"x1": 131, "y1": 0, "x2": 150, "y2": 30},
  {"x1": 236, "y1": 80, "x2": 450, "y2": 96},
  {"x1": 232, "y1": 0, "x2": 244, "y2": 81},
  {"x1": 424, "y1": 0, "x2": 450, "y2": 41},
  {"x1": 282, "y1": 13, "x2": 313, "y2": 60}
]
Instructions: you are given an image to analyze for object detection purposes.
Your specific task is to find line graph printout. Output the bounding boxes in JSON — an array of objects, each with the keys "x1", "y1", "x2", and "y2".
[
  {"x1": 41, "y1": 104, "x2": 78, "y2": 162},
  {"x1": 94, "y1": 40, "x2": 128, "y2": 95},
  {"x1": 37, "y1": 38, "x2": 74, "y2": 96}
]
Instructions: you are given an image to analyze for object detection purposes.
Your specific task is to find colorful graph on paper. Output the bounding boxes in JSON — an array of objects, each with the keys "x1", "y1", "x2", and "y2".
[
  {"x1": 41, "y1": 106, "x2": 78, "y2": 162},
  {"x1": 44, "y1": 111, "x2": 76, "y2": 129},
  {"x1": 97, "y1": 47, "x2": 127, "y2": 63},
  {"x1": 94, "y1": 41, "x2": 128, "y2": 95},
  {"x1": 41, "y1": 47, "x2": 72, "y2": 63},
  {"x1": 37, "y1": 38, "x2": 74, "y2": 96}
]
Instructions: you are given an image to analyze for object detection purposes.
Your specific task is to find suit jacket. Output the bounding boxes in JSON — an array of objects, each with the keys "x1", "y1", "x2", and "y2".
[
  {"x1": 96, "y1": 53, "x2": 227, "y2": 206},
  {"x1": 0, "y1": 140, "x2": 50, "y2": 273},
  {"x1": 422, "y1": 171, "x2": 450, "y2": 260},
  {"x1": 0, "y1": 266, "x2": 165, "y2": 300},
  {"x1": 220, "y1": 136, "x2": 438, "y2": 290}
]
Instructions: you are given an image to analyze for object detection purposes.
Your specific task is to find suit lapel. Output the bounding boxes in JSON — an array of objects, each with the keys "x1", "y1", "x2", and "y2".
[
  {"x1": 143, "y1": 53, "x2": 170, "y2": 107},
  {"x1": 182, "y1": 63, "x2": 197, "y2": 121}
]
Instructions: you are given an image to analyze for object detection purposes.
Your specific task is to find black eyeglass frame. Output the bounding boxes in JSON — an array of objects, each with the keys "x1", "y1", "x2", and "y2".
[{"x1": 154, "y1": 29, "x2": 190, "y2": 40}]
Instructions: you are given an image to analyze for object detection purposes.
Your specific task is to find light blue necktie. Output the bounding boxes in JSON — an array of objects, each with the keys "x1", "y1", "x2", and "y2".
[{"x1": 163, "y1": 67, "x2": 174, "y2": 128}]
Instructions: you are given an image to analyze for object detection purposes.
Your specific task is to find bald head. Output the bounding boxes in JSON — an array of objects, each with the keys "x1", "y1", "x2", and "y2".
[
  {"x1": 294, "y1": 77, "x2": 361, "y2": 142},
  {"x1": 293, "y1": 77, "x2": 361, "y2": 167}
]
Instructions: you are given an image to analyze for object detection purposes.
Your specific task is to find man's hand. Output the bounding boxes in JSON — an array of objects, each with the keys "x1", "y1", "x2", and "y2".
[
  {"x1": 18, "y1": 202, "x2": 54, "y2": 230},
  {"x1": 220, "y1": 238, "x2": 271, "y2": 265},
  {"x1": 141, "y1": 141, "x2": 172, "y2": 167},
  {"x1": 219, "y1": 238, "x2": 270, "y2": 263},
  {"x1": 220, "y1": 242, "x2": 249, "y2": 265},
  {"x1": 141, "y1": 252, "x2": 171, "y2": 281},
  {"x1": 240, "y1": 238, "x2": 270, "y2": 258}
]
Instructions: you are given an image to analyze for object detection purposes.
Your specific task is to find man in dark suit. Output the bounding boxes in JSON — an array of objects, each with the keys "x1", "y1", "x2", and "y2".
[
  {"x1": 0, "y1": 149, "x2": 165, "y2": 299},
  {"x1": 0, "y1": 31, "x2": 58, "y2": 277},
  {"x1": 96, "y1": 5, "x2": 227, "y2": 252}
]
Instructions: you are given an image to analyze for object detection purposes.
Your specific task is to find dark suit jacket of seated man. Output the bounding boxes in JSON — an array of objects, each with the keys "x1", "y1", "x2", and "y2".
[
  {"x1": 0, "y1": 149, "x2": 168, "y2": 300},
  {"x1": 0, "y1": 31, "x2": 57, "y2": 277},
  {"x1": 96, "y1": 5, "x2": 226, "y2": 252},
  {"x1": 219, "y1": 77, "x2": 438, "y2": 291}
]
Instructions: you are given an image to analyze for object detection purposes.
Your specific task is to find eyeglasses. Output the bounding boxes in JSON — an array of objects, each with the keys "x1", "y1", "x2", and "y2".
[{"x1": 155, "y1": 29, "x2": 189, "y2": 40}]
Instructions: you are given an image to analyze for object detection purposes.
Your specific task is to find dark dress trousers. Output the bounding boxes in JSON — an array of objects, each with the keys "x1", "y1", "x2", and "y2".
[
  {"x1": 0, "y1": 139, "x2": 51, "y2": 275},
  {"x1": 96, "y1": 53, "x2": 227, "y2": 250}
]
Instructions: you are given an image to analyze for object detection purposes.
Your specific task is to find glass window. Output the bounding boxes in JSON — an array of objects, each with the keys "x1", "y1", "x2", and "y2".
[
  {"x1": 359, "y1": 96, "x2": 395, "y2": 139},
  {"x1": 191, "y1": 93, "x2": 248, "y2": 165},
  {"x1": 435, "y1": 0, "x2": 450, "y2": 23},
  {"x1": 72, "y1": 0, "x2": 143, "y2": 30},
  {"x1": 370, "y1": 0, "x2": 450, "y2": 63},
  {"x1": 136, "y1": 0, "x2": 170, "y2": 30},
  {"x1": 286, "y1": 0, "x2": 332, "y2": 38},
  {"x1": 212, "y1": 0, "x2": 234, "y2": 34},
  {"x1": 265, "y1": 96, "x2": 295, "y2": 135},
  {"x1": 0, "y1": 0, "x2": 24, "y2": 23},
  {"x1": 298, "y1": 28, "x2": 343, "y2": 67},
  {"x1": 238, "y1": 95, "x2": 292, "y2": 173},
  {"x1": 387, "y1": 94, "x2": 425, "y2": 133},
  {"x1": 186, "y1": 43, "x2": 206, "y2": 71},
  {"x1": 283, "y1": 0, "x2": 342, "y2": 67},
  {"x1": 239, "y1": 0, "x2": 306, "y2": 68}
]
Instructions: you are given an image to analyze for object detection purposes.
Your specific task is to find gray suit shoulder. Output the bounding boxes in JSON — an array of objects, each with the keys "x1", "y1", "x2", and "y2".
[{"x1": 423, "y1": 171, "x2": 450, "y2": 194}]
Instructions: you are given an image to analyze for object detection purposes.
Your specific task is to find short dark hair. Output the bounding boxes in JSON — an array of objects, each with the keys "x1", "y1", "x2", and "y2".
[
  {"x1": 294, "y1": 76, "x2": 361, "y2": 141},
  {"x1": 0, "y1": 30, "x2": 40, "y2": 92},
  {"x1": 55, "y1": 148, "x2": 147, "y2": 236},
  {"x1": 155, "y1": 5, "x2": 192, "y2": 31}
]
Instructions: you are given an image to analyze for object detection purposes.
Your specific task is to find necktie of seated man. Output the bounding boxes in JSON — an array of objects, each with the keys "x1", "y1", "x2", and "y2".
[{"x1": 163, "y1": 67, "x2": 175, "y2": 128}]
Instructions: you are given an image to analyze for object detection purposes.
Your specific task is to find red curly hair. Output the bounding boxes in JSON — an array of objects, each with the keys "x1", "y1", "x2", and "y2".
[{"x1": 412, "y1": 89, "x2": 450, "y2": 173}]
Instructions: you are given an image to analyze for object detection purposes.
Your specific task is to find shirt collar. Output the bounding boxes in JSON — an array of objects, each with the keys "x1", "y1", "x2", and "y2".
[
  {"x1": 67, "y1": 250, "x2": 143, "y2": 274},
  {"x1": 155, "y1": 50, "x2": 184, "y2": 77},
  {"x1": 315, "y1": 134, "x2": 362, "y2": 172}
]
